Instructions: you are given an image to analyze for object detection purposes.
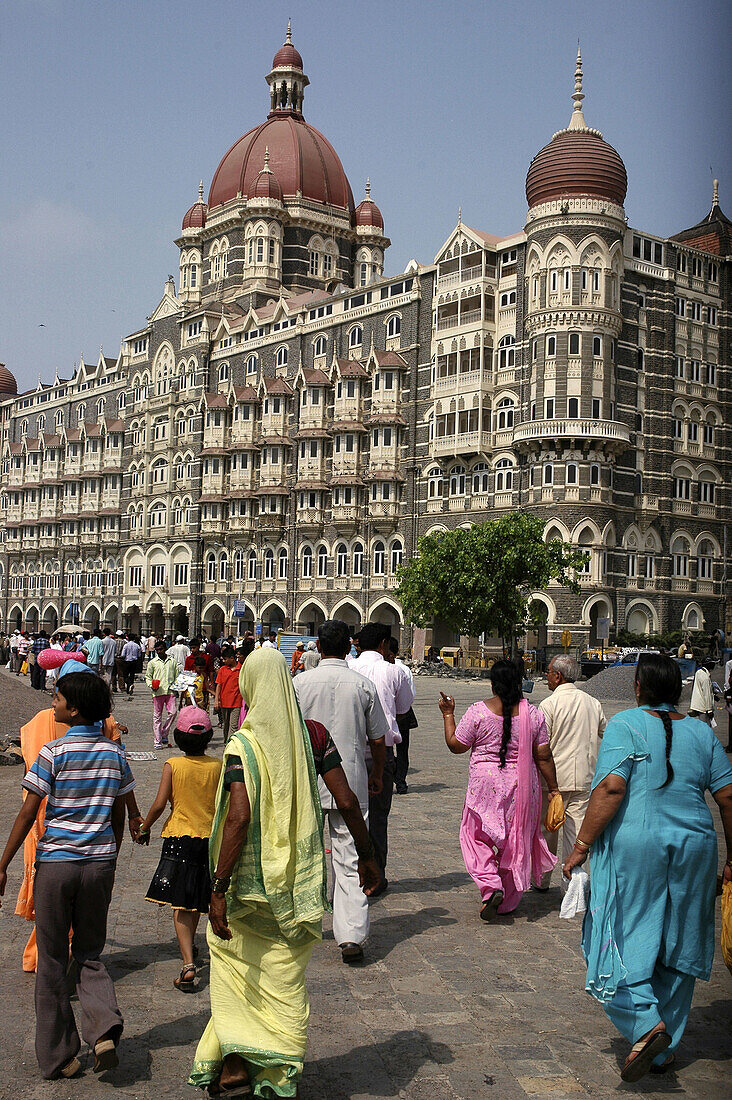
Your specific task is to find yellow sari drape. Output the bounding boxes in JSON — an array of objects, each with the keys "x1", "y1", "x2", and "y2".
[{"x1": 190, "y1": 647, "x2": 326, "y2": 1097}]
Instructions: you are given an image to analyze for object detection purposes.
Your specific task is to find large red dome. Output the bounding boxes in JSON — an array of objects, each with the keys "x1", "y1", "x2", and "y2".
[
  {"x1": 526, "y1": 129, "x2": 627, "y2": 209},
  {"x1": 0, "y1": 363, "x2": 18, "y2": 396},
  {"x1": 208, "y1": 115, "x2": 354, "y2": 212}
]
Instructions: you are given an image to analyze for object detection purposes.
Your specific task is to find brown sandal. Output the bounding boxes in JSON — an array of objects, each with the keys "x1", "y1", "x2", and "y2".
[
  {"x1": 174, "y1": 963, "x2": 196, "y2": 990},
  {"x1": 621, "y1": 1026, "x2": 670, "y2": 1082}
]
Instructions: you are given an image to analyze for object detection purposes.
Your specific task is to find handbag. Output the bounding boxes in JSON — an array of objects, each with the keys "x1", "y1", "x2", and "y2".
[
  {"x1": 20, "y1": 659, "x2": 29, "y2": 676},
  {"x1": 543, "y1": 791, "x2": 566, "y2": 832}
]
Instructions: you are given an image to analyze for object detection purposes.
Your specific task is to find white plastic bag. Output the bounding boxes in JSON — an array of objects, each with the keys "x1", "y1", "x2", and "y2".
[{"x1": 560, "y1": 867, "x2": 590, "y2": 919}]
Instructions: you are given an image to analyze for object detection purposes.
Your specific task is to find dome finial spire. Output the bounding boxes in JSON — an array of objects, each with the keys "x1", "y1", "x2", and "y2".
[
  {"x1": 198, "y1": 180, "x2": 204, "y2": 202},
  {"x1": 365, "y1": 177, "x2": 371, "y2": 198},
  {"x1": 567, "y1": 43, "x2": 588, "y2": 131},
  {"x1": 713, "y1": 177, "x2": 719, "y2": 206},
  {"x1": 286, "y1": 19, "x2": 292, "y2": 43},
  {"x1": 264, "y1": 146, "x2": 270, "y2": 171},
  {"x1": 458, "y1": 205, "x2": 462, "y2": 226}
]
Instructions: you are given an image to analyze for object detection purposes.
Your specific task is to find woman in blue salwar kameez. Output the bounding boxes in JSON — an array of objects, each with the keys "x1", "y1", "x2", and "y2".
[{"x1": 564, "y1": 654, "x2": 732, "y2": 1082}]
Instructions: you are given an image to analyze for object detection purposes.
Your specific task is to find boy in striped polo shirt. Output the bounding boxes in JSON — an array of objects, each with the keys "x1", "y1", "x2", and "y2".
[{"x1": 0, "y1": 671, "x2": 135, "y2": 1080}]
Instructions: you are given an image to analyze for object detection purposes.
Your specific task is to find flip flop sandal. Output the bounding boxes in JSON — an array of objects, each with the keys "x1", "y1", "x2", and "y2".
[
  {"x1": 174, "y1": 963, "x2": 197, "y2": 990},
  {"x1": 59, "y1": 1057, "x2": 82, "y2": 1079},
  {"x1": 93, "y1": 1038, "x2": 119, "y2": 1073},
  {"x1": 207, "y1": 1082, "x2": 252, "y2": 1097},
  {"x1": 621, "y1": 1029, "x2": 671, "y2": 1082},
  {"x1": 480, "y1": 889, "x2": 504, "y2": 921}
]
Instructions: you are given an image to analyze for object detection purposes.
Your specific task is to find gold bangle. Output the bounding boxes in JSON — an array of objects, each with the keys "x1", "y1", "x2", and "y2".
[{"x1": 574, "y1": 839, "x2": 590, "y2": 851}]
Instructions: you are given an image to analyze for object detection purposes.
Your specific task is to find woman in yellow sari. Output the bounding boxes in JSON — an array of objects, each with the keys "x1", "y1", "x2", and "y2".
[
  {"x1": 15, "y1": 662, "x2": 140, "y2": 972},
  {"x1": 190, "y1": 646, "x2": 327, "y2": 1098}
]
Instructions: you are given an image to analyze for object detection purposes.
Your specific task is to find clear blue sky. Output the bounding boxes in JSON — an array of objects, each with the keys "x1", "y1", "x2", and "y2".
[{"x1": 1, "y1": 0, "x2": 729, "y2": 392}]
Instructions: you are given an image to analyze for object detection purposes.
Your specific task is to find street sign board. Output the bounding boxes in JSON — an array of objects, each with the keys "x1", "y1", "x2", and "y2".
[
  {"x1": 255, "y1": 621, "x2": 262, "y2": 636},
  {"x1": 232, "y1": 599, "x2": 247, "y2": 617},
  {"x1": 596, "y1": 617, "x2": 610, "y2": 641}
]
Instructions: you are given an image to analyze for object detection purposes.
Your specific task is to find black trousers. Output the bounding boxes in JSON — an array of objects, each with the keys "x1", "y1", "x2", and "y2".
[
  {"x1": 395, "y1": 730, "x2": 410, "y2": 790},
  {"x1": 30, "y1": 659, "x2": 47, "y2": 691},
  {"x1": 369, "y1": 750, "x2": 395, "y2": 881}
]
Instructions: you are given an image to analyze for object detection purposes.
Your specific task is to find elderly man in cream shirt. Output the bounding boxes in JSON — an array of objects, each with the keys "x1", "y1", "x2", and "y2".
[{"x1": 538, "y1": 654, "x2": 606, "y2": 890}]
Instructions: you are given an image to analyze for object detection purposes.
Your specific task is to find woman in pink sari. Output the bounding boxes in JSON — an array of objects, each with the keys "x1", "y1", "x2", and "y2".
[{"x1": 439, "y1": 659, "x2": 560, "y2": 920}]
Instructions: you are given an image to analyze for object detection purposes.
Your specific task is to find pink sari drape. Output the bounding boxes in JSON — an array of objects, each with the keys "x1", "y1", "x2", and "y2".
[{"x1": 500, "y1": 699, "x2": 555, "y2": 891}]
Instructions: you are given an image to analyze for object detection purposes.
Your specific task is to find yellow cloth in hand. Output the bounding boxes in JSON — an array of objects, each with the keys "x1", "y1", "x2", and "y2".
[
  {"x1": 544, "y1": 791, "x2": 566, "y2": 833},
  {"x1": 721, "y1": 880, "x2": 732, "y2": 976}
]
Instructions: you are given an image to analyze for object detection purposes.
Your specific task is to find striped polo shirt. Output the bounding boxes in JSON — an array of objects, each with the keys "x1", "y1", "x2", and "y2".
[{"x1": 23, "y1": 724, "x2": 136, "y2": 861}]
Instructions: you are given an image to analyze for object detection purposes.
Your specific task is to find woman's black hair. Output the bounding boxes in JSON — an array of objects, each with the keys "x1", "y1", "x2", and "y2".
[
  {"x1": 56, "y1": 671, "x2": 112, "y2": 723},
  {"x1": 635, "y1": 653, "x2": 682, "y2": 788},
  {"x1": 489, "y1": 659, "x2": 523, "y2": 768},
  {"x1": 174, "y1": 727, "x2": 213, "y2": 755}
]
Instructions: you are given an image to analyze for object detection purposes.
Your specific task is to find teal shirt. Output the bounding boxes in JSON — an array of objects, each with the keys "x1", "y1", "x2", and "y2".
[
  {"x1": 582, "y1": 707, "x2": 732, "y2": 1000},
  {"x1": 84, "y1": 636, "x2": 105, "y2": 667}
]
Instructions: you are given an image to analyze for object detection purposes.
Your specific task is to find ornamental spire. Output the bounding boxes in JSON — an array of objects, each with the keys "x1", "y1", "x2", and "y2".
[
  {"x1": 567, "y1": 44, "x2": 588, "y2": 131},
  {"x1": 198, "y1": 180, "x2": 204, "y2": 202},
  {"x1": 713, "y1": 177, "x2": 719, "y2": 207},
  {"x1": 365, "y1": 177, "x2": 371, "y2": 199},
  {"x1": 286, "y1": 18, "x2": 292, "y2": 43}
]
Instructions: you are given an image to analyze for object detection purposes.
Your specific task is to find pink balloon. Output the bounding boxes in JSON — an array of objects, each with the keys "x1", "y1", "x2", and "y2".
[{"x1": 37, "y1": 649, "x2": 88, "y2": 670}]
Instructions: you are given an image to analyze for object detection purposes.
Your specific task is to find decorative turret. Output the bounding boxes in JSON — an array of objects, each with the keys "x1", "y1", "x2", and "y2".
[
  {"x1": 266, "y1": 21, "x2": 309, "y2": 116},
  {"x1": 182, "y1": 181, "x2": 208, "y2": 232}
]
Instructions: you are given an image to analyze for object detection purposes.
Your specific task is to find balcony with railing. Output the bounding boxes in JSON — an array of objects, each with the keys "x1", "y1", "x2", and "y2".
[
  {"x1": 512, "y1": 419, "x2": 631, "y2": 449},
  {"x1": 431, "y1": 431, "x2": 492, "y2": 457}
]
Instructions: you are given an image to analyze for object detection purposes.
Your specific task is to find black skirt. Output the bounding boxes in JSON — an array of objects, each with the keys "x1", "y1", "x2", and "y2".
[{"x1": 145, "y1": 835, "x2": 212, "y2": 913}]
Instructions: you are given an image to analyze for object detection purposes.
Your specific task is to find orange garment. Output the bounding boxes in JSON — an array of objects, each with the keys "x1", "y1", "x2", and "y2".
[{"x1": 15, "y1": 709, "x2": 121, "y2": 972}]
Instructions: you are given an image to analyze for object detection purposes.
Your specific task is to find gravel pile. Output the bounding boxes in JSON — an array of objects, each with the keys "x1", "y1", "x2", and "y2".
[{"x1": 581, "y1": 662, "x2": 695, "y2": 708}]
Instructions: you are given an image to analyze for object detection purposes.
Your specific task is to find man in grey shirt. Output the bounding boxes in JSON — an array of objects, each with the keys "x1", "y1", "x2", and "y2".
[
  {"x1": 100, "y1": 628, "x2": 117, "y2": 686},
  {"x1": 294, "y1": 619, "x2": 388, "y2": 964}
]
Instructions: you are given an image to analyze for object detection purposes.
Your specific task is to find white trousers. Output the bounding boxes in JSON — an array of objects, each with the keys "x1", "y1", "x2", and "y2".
[
  {"x1": 326, "y1": 808, "x2": 369, "y2": 947},
  {"x1": 541, "y1": 788, "x2": 590, "y2": 891}
]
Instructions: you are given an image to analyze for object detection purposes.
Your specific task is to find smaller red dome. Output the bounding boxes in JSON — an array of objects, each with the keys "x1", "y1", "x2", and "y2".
[
  {"x1": 272, "y1": 42, "x2": 303, "y2": 70},
  {"x1": 182, "y1": 183, "x2": 208, "y2": 231},
  {"x1": 252, "y1": 162, "x2": 283, "y2": 201},
  {"x1": 0, "y1": 363, "x2": 18, "y2": 396},
  {"x1": 355, "y1": 180, "x2": 384, "y2": 230}
]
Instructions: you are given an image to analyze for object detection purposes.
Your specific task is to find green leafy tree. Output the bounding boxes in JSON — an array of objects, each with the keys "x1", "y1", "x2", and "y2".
[{"x1": 396, "y1": 513, "x2": 587, "y2": 652}]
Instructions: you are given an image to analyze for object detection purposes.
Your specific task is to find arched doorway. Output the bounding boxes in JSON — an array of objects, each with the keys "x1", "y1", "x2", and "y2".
[
  {"x1": 262, "y1": 601, "x2": 287, "y2": 636},
  {"x1": 171, "y1": 604, "x2": 190, "y2": 638},
  {"x1": 25, "y1": 605, "x2": 40, "y2": 632},
  {"x1": 369, "y1": 600, "x2": 403, "y2": 644},
  {"x1": 626, "y1": 603, "x2": 652, "y2": 636},
  {"x1": 331, "y1": 600, "x2": 363, "y2": 635},
  {"x1": 103, "y1": 604, "x2": 119, "y2": 632},
  {"x1": 295, "y1": 601, "x2": 324, "y2": 637},
  {"x1": 42, "y1": 604, "x2": 59, "y2": 634},
  {"x1": 84, "y1": 604, "x2": 101, "y2": 631},
  {"x1": 585, "y1": 596, "x2": 612, "y2": 646},
  {"x1": 10, "y1": 605, "x2": 23, "y2": 631},
  {"x1": 125, "y1": 605, "x2": 142, "y2": 637},
  {"x1": 147, "y1": 602, "x2": 165, "y2": 637},
  {"x1": 202, "y1": 601, "x2": 226, "y2": 642}
]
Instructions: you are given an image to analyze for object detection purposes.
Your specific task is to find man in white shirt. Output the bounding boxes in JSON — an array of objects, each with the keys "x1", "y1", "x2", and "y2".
[
  {"x1": 294, "y1": 620, "x2": 388, "y2": 963},
  {"x1": 261, "y1": 633, "x2": 277, "y2": 649},
  {"x1": 539, "y1": 654, "x2": 606, "y2": 890},
  {"x1": 167, "y1": 635, "x2": 191, "y2": 674},
  {"x1": 350, "y1": 623, "x2": 415, "y2": 895},
  {"x1": 689, "y1": 660, "x2": 716, "y2": 725}
]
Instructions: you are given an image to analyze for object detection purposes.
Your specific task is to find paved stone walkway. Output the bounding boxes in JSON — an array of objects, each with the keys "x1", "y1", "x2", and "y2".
[{"x1": 0, "y1": 669, "x2": 729, "y2": 1098}]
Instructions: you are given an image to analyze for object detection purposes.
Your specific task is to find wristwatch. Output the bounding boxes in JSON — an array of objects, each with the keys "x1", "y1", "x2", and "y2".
[{"x1": 211, "y1": 875, "x2": 230, "y2": 895}]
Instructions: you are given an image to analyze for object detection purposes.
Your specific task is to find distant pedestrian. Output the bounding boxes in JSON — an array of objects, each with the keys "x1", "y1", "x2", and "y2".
[
  {"x1": 100, "y1": 628, "x2": 117, "y2": 686},
  {"x1": 291, "y1": 641, "x2": 305, "y2": 676},
  {"x1": 136, "y1": 707, "x2": 221, "y2": 990},
  {"x1": 168, "y1": 635, "x2": 191, "y2": 674},
  {"x1": 193, "y1": 654, "x2": 211, "y2": 711},
  {"x1": 0, "y1": 671, "x2": 136, "y2": 1079},
  {"x1": 112, "y1": 631, "x2": 126, "y2": 693},
  {"x1": 302, "y1": 640, "x2": 320, "y2": 672},
  {"x1": 83, "y1": 629, "x2": 105, "y2": 674},
  {"x1": 214, "y1": 646, "x2": 243, "y2": 740},
  {"x1": 538, "y1": 655, "x2": 606, "y2": 891},
  {"x1": 121, "y1": 634, "x2": 142, "y2": 695},
  {"x1": 30, "y1": 632, "x2": 50, "y2": 690},
  {"x1": 145, "y1": 641, "x2": 178, "y2": 749},
  {"x1": 689, "y1": 660, "x2": 716, "y2": 725},
  {"x1": 387, "y1": 637, "x2": 418, "y2": 794}
]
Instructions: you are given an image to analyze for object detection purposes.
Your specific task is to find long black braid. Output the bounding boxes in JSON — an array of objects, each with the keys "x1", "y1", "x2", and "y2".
[
  {"x1": 635, "y1": 653, "x2": 682, "y2": 789},
  {"x1": 489, "y1": 659, "x2": 524, "y2": 768}
]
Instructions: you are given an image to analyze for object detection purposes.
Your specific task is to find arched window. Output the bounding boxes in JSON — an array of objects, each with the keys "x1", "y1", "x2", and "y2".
[
  {"x1": 565, "y1": 463, "x2": 578, "y2": 485},
  {"x1": 543, "y1": 464, "x2": 554, "y2": 486},
  {"x1": 246, "y1": 354, "x2": 258, "y2": 376},
  {"x1": 38, "y1": 415, "x2": 46, "y2": 433},
  {"x1": 149, "y1": 502, "x2": 166, "y2": 528},
  {"x1": 348, "y1": 325, "x2": 363, "y2": 349},
  {"x1": 498, "y1": 335, "x2": 515, "y2": 369},
  {"x1": 301, "y1": 546, "x2": 313, "y2": 579},
  {"x1": 219, "y1": 553, "x2": 228, "y2": 582},
  {"x1": 97, "y1": 398, "x2": 105, "y2": 417},
  {"x1": 264, "y1": 548, "x2": 275, "y2": 580},
  {"x1": 472, "y1": 462, "x2": 490, "y2": 493},
  {"x1": 55, "y1": 409, "x2": 64, "y2": 429},
  {"x1": 495, "y1": 398, "x2": 515, "y2": 431},
  {"x1": 150, "y1": 458, "x2": 168, "y2": 485},
  {"x1": 218, "y1": 363, "x2": 229, "y2": 383},
  {"x1": 590, "y1": 464, "x2": 600, "y2": 486},
  {"x1": 276, "y1": 346, "x2": 288, "y2": 369},
  {"x1": 386, "y1": 315, "x2": 401, "y2": 339},
  {"x1": 697, "y1": 540, "x2": 714, "y2": 579},
  {"x1": 449, "y1": 464, "x2": 466, "y2": 496},
  {"x1": 278, "y1": 547, "x2": 288, "y2": 580},
  {"x1": 495, "y1": 459, "x2": 514, "y2": 492},
  {"x1": 427, "y1": 467, "x2": 443, "y2": 499},
  {"x1": 353, "y1": 542, "x2": 364, "y2": 576},
  {"x1": 206, "y1": 553, "x2": 216, "y2": 582},
  {"x1": 336, "y1": 543, "x2": 348, "y2": 577},
  {"x1": 247, "y1": 550, "x2": 257, "y2": 581},
  {"x1": 313, "y1": 335, "x2": 327, "y2": 358},
  {"x1": 568, "y1": 397, "x2": 579, "y2": 418},
  {"x1": 317, "y1": 545, "x2": 328, "y2": 578},
  {"x1": 671, "y1": 536, "x2": 689, "y2": 577},
  {"x1": 568, "y1": 332, "x2": 580, "y2": 356},
  {"x1": 76, "y1": 405, "x2": 85, "y2": 425},
  {"x1": 390, "y1": 540, "x2": 403, "y2": 573},
  {"x1": 234, "y1": 549, "x2": 245, "y2": 581},
  {"x1": 373, "y1": 541, "x2": 386, "y2": 575}
]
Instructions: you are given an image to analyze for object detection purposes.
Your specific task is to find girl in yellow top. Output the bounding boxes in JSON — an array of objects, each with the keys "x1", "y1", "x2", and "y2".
[{"x1": 136, "y1": 706, "x2": 222, "y2": 989}]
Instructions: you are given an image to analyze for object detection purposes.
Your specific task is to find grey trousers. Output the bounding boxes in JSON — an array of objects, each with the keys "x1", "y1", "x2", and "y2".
[
  {"x1": 34, "y1": 859, "x2": 123, "y2": 1078},
  {"x1": 369, "y1": 749, "x2": 395, "y2": 883}
]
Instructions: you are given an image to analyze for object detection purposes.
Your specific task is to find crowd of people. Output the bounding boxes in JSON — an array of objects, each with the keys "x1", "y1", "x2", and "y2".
[{"x1": 0, "y1": 626, "x2": 730, "y2": 1093}]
